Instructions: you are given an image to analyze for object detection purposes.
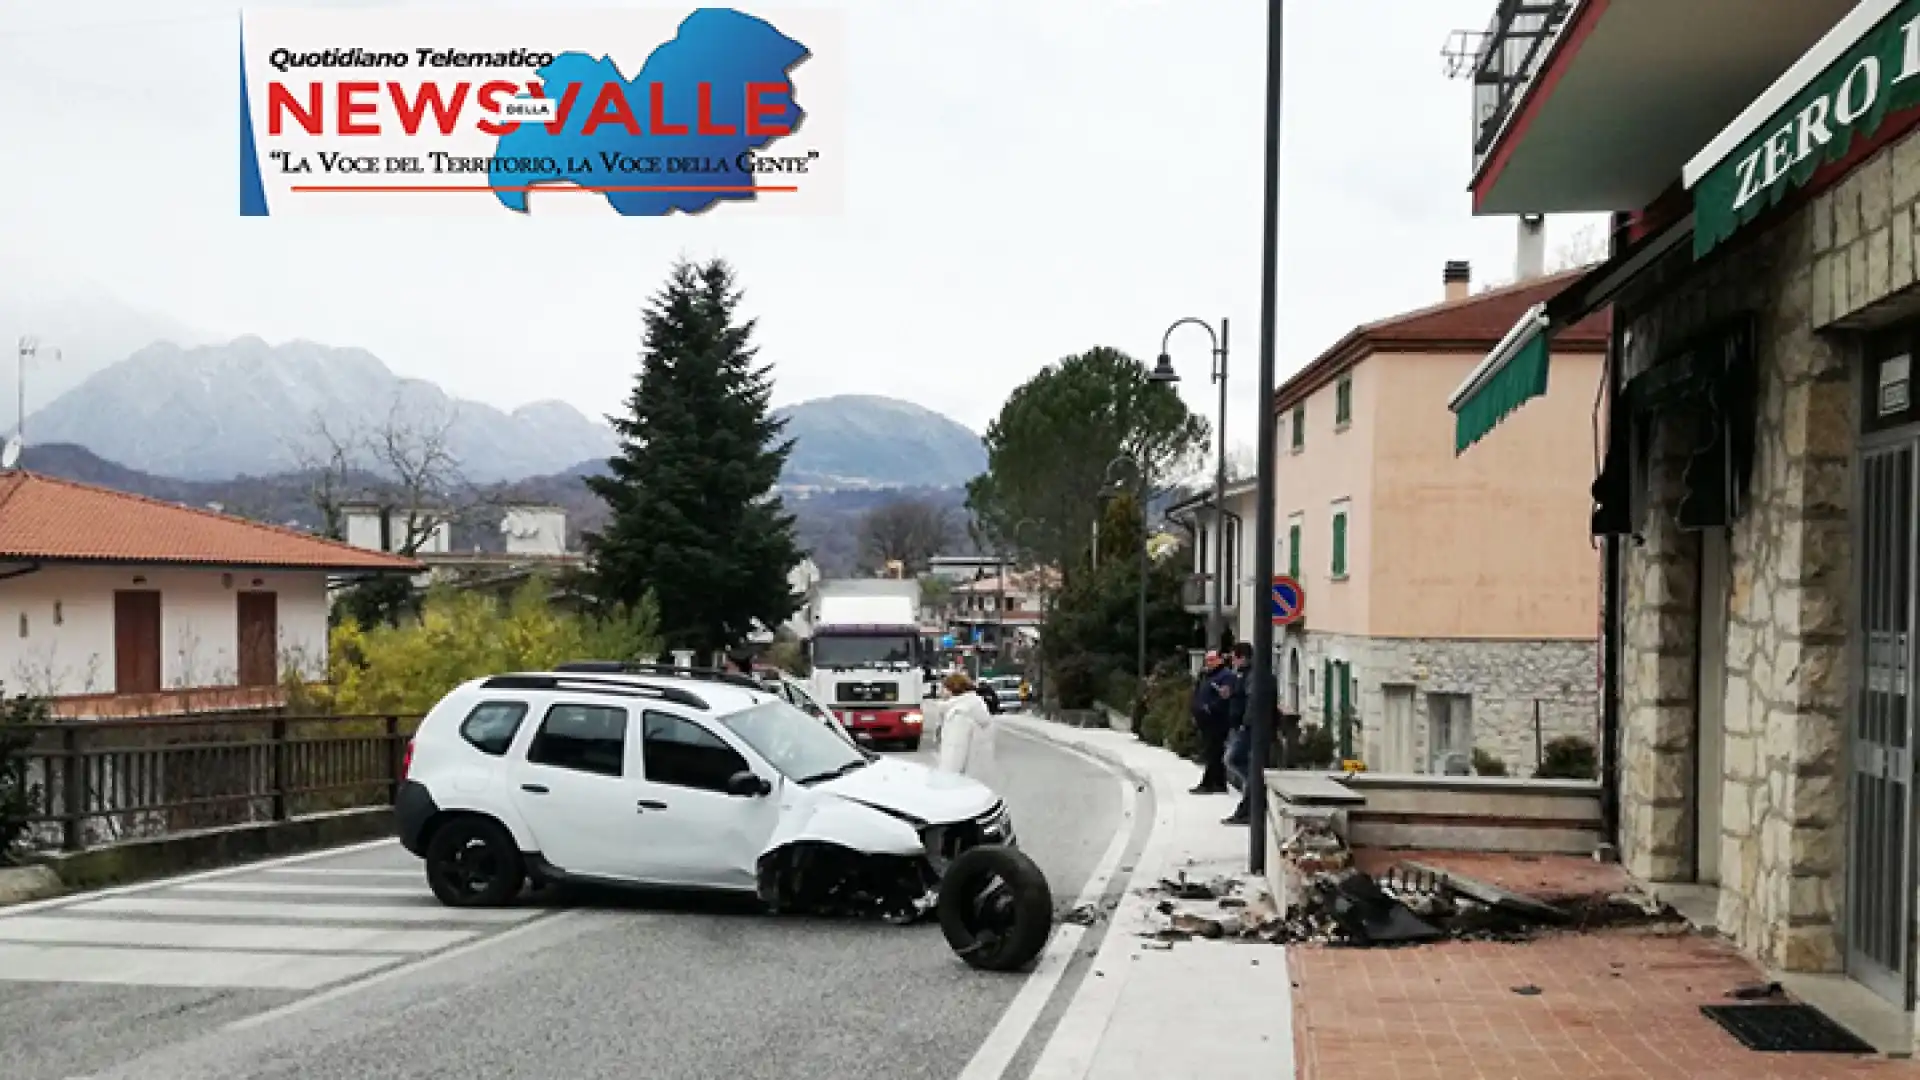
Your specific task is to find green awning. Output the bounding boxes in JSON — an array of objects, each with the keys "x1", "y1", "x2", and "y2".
[
  {"x1": 1688, "y1": 0, "x2": 1920, "y2": 259},
  {"x1": 1450, "y1": 303, "x2": 1551, "y2": 454}
]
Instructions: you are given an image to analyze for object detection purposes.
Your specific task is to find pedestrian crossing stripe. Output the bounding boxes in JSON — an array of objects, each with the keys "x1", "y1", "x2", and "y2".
[{"x1": 0, "y1": 862, "x2": 547, "y2": 991}]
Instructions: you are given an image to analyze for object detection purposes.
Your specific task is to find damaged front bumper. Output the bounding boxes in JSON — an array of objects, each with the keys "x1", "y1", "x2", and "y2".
[{"x1": 756, "y1": 801, "x2": 1016, "y2": 925}]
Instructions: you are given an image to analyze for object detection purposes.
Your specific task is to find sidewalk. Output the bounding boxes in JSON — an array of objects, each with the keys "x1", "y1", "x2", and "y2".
[{"x1": 998, "y1": 714, "x2": 1297, "y2": 1080}]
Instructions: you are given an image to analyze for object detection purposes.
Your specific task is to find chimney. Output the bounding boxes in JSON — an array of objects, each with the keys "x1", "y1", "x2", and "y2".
[
  {"x1": 1515, "y1": 213, "x2": 1546, "y2": 281},
  {"x1": 1442, "y1": 260, "x2": 1471, "y2": 301}
]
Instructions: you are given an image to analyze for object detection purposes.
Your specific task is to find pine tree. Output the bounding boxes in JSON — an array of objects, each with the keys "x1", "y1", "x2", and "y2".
[{"x1": 584, "y1": 258, "x2": 804, "y2": 658}]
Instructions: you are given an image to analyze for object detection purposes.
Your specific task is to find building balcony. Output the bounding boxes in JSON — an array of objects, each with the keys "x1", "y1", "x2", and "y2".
[
  {"x1": 1449, "y1": 0, "x2": 1856, "y2": 215},
  {"x1": 1178, "y1": 573, "x2": 1240, "y2": 617}
]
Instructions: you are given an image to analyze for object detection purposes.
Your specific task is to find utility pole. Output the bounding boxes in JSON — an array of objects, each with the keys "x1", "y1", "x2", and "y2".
[
  {"x1": 16, "y1": 336, "x2": 36, "y2": 442},
  {"x1": 1210, "y1": 321, "x2": 1230, "y2": 652},
  {"x1": 1245, "y1": 0, "x2": 1285, "y2": 875}
]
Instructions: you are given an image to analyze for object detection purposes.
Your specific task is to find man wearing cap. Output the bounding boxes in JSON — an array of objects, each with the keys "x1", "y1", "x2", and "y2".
[{"x1": 1189, "y1": 651, "x2": 1234, "y2": 794}]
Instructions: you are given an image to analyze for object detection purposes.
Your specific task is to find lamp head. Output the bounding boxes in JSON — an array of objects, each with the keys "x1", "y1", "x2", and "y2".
[{"x1": 1148, "y1": 354, "x2": 1180, "y2": 383}]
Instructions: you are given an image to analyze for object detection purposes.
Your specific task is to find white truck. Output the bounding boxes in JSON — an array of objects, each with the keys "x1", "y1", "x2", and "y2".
[{"x1": 808, "y1": 579, "x2": 928, "y2": 750}]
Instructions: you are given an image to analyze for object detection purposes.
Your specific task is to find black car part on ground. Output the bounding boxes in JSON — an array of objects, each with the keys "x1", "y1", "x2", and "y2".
[
  {"x1": 757, "y1": 841, "x2": 941, "y2": 924},
  {"x1": 936, "y1": 844, "x2": 1054, "y2": 972}
]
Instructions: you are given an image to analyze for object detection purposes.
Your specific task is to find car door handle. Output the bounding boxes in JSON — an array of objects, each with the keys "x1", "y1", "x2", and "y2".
[
  {"x1": 636, "y1": 800, "x2": 668, "y2": 811},
  {"x1": 520, "y1": 784, "x2": 549, "y2": 794}
]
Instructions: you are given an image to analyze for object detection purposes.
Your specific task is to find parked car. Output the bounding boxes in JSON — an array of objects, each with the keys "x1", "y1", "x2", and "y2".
[
  {"x1": 394, "y1": 663, "x2": 1015, "y2": 924},
  {"x1": 984, "y1": 675, "x2": 1025, "y2": 712}
]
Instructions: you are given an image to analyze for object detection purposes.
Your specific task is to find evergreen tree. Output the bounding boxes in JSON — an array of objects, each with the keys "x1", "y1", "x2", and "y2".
[{"x1": 584, "y1": 258, "x2": 804, "y2": 658}]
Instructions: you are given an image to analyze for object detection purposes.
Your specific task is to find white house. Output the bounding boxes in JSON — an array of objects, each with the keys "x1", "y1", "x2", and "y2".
[
  {"x1": 0, "y1": 470, "x2": 420, "y2": 715},
  {"x1": 1163, "y1": 478, "x2": 1258, "y2": 651},
  {"x1": 499, "y1": 504, "x2": 568, "y2": 556},
  {"x1": 342, "y1": 500, "x2": 451, "y2": 555}
]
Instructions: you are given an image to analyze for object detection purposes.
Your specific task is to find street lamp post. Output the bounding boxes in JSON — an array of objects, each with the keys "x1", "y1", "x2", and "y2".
[
  {"x1": 1156, "y1": 317, "x2": 1230, "y2": 652},
  {"x1": 1143, "y1": 0, "x2": 1281, "y2": 875}
]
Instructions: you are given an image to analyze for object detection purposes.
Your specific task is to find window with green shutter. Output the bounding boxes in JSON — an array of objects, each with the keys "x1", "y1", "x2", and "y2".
[
  {"x1": 1287, "y1": 521, "x2": 1301, "y2": 580},
  {"x1": 1291, "y1": 403, "x2": 1304, "y2": 450},
  {"x1": 1335, "y1": 374, "x2": 1352, "y2": 427},
  {"x1": 1331, "y1": 509, "x2": 1348, "y2": 578}
]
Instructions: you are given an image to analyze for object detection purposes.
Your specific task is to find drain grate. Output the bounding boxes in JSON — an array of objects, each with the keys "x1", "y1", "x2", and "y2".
[{"x1": 1699, "y1": 1004, "x2": 1875, "y2": 1054}]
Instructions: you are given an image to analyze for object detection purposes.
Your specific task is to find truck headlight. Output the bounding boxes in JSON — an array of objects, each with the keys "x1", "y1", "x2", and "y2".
[{"x1": 903, "y1": 712, "x2": 923, "y2": 725}]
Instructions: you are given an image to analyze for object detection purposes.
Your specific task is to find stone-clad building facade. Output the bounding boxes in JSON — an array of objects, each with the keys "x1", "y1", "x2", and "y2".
[{"x1": 1450, "y1": 0, "x2": 1920, "y2": 1034}]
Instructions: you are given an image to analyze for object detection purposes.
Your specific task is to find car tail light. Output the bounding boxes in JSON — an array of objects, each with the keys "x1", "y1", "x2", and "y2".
[{"x1": 401, "y1": 738, "x2": 414, "y2": 779}]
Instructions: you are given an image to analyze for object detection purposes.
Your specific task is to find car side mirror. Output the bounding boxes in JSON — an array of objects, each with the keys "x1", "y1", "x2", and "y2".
[{"x1": 727, "y1": 770, "x2": 772, "y2": 797}]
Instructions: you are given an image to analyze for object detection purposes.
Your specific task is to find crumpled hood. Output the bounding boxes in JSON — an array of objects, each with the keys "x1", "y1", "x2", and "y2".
[{"x1": 817, "y1": 757, "x2": 998, "y2": 825}]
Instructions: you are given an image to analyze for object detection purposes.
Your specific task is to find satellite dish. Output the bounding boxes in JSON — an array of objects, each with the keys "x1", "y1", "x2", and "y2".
[{"x1": 1, "y1": 434, "x2": 21, "y2": 470}]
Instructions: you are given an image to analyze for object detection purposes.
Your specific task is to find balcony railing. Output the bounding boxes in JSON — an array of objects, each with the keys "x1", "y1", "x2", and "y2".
[
  {"x1": 1444, "y1": 0, "x2": 1574, "y2": 173},
  {"x1": 1178, "y1": 573, "x2": 1239, "y2": 614}
]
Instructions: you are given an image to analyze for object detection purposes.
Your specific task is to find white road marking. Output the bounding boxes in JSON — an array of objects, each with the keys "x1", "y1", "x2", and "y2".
[
  {"x1": 954, "y1": 727, "x2": 1144, "y2": 1080},
  {"x1": 0, "y1": 943, "x2": 394, "y2": 990},
  {"x1": 0, "y1": 915, "x2": 476, "y2": 954},
  {"x1": 175, "y1": 881, "x2": 426, "y2": 898},
  {"x1": 70, "y1": 897, "x2": 536, "y2": 924},
  {"x1": 0, "y1": 837, "x2": 401, "y2": 918},
  {"x1": 262, "y1": 868, "x2": 420, "y2": 878},
  {"x1": 223, "y1": 909, "x2": 592, "y2": 1032}
]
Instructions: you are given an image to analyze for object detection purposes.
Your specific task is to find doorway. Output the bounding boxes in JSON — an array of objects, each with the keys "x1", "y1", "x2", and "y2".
[
  {"x1": 113, "y1": 591, "x2": 162, "y2": 694},
  {"x1": 236, "y1": 592, "x2": 279, "y2": 687},
  {"x1": 1848, "y1": 436, "x2": 1917, "y2": 1006},
  {"x1": 1428, "y1": 693, "x2": 1472, "y2": 775},
  {"x1": 1383, "y1": 684, "x2": 1416, "y2": 773},
  {"x1": 1696, "y1": 528, "x2": 1728, "y2": 886}
]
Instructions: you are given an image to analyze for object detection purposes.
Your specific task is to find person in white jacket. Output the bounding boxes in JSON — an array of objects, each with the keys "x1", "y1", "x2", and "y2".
[{"x1": 935, "y1": 672, "x2": 998, "y2": 783}]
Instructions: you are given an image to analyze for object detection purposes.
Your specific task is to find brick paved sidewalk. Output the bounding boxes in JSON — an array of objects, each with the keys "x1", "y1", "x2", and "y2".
[{"x1": 1292, "y1": 850, "x2": 1910, "y2": 1080}]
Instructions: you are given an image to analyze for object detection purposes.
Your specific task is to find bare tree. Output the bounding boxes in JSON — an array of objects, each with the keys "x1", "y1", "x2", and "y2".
[
  {"x1": 286, "y1": 396, "x2": 477, "y2": 555},
  {"x1": 289, "y1": 416, "x2": 358, "y2": 540},
  {"x1": 366, "y1": 398, "x2": 468, "y2": 556},
  {"x1": 1550, "y1": 223, "x2": 1609, "y2": 272},
  {"x1": 858, "y1": 496, "x2": 955, "y2": 574}
]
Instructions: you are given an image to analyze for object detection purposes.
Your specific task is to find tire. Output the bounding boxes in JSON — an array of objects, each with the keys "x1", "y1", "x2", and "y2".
[
  {"x1": 937, "y1": 844, "x2": 1053, "y2": 972},
  {"x1": 424, "y1": 815, "x2": 525, "y2": 908},
  {"x1": 903, "y1": 736, "x2": 922, "y2": 752}
]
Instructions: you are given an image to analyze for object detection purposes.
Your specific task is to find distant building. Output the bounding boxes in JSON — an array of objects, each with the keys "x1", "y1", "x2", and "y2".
[
  {"x1": 341, "y1": 501, "x2": 451, "y2": 555},
  {"x1": 499, "y1": 505, "x2": 568, "y2": 556}
]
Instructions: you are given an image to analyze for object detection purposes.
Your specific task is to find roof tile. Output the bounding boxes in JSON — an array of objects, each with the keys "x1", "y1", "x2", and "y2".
[
  {"x1": 1274, "y1": 270, "x2": 1612, "y2": 411},
  {"x1": 0, "y1": 471, "x2": 423, "y2": 571}
]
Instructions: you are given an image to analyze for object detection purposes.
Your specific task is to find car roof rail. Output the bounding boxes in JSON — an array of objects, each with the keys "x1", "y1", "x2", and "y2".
[
  {"x1": 552, "y1": 660, "x2": 766, "y2": 692},
  {"x1": 480, "y1": 673, "x2": 712, "y2": 711}
]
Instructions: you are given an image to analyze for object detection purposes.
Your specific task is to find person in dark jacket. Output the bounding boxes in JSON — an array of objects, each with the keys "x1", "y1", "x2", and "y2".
[
  {"x1": 1190, "y1": 652, "x2": 1234, "y2": 794},
  {"x1": 1222, "y1": 642, "x2": 1277, "y2": 825}
]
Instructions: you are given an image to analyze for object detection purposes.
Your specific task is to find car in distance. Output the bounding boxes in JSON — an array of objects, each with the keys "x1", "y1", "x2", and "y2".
[{"x1": 394, "y1": 663, "x2": 1014, "y2": 922}]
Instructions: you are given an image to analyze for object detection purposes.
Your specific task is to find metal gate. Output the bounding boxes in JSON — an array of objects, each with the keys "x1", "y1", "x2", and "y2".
[{"x1": 1849, "y1": 439, "x2": 1918, "y2": 1006}]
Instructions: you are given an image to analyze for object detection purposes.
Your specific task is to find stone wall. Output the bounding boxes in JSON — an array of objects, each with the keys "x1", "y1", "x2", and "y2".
[
  {"x1": 1290, "y1": 628, "x2": 1598, "y2": 777},
  {"x1": 1614, "y1": 126, "x2": 1879, "y2": 971}
]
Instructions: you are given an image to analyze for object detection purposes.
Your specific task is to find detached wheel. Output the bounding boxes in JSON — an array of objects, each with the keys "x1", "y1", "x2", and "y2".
[
  {"x1": 937, "y1": 844, "x2": 1053, "y2": 972},
  {"x1": 424, "y1": 815, "x2": 524, "y2": 908}
]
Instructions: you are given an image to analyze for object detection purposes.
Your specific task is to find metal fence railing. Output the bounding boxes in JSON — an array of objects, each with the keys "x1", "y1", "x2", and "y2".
[{"x1": 14, "y1": 713, "x2": 421, "y2": 854}]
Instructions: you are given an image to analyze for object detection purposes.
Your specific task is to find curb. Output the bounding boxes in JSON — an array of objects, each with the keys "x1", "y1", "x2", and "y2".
[
  {"x1": 0, "y1": 863, "x2": 64, "y2": 907},
  {"x1": 1001, "y1": 716, "x2": 1153, "y2": 791}
]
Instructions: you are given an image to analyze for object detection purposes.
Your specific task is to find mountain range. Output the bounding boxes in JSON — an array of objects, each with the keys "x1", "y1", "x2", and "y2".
[{"x1": 22, "y1": 336, "x2": 987, "y2": 490}]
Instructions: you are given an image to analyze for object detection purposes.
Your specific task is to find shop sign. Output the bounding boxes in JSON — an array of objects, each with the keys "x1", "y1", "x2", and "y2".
[{"x1": 1694, "y1": 1, "x2": 1920, "y2": 258}]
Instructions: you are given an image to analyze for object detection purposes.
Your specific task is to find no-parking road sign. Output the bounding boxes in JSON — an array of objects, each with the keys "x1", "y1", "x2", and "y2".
[{"x1": 1271, "y1": 575, "x2": 1305, "y2": 626}]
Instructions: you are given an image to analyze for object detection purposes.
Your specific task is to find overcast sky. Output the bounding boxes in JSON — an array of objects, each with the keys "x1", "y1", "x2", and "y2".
[{"x1": 0, "y1": 0, "x2": 1606, "y2": 453}]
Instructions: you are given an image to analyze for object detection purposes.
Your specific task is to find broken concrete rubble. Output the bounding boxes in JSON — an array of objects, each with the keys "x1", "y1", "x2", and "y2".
[{"x1": 1138, "y1": 822, "x2": 1684, "y2": 950}]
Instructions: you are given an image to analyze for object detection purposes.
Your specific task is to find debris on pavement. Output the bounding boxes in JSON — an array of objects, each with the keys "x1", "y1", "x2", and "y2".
[{"x1": 1136, "y1": 820, "x2": 1684, "y2": 950}]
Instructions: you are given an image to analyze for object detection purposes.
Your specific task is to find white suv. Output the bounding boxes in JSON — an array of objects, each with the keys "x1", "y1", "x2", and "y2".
[{"x1": 395, "y1": 663, "x2": 1015, "y2": 921}]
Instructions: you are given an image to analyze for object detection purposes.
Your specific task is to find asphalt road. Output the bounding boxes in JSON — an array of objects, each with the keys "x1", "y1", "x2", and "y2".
[{"x1": 0, "y1": 725, "x2": 1148, "y2": 1080}]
